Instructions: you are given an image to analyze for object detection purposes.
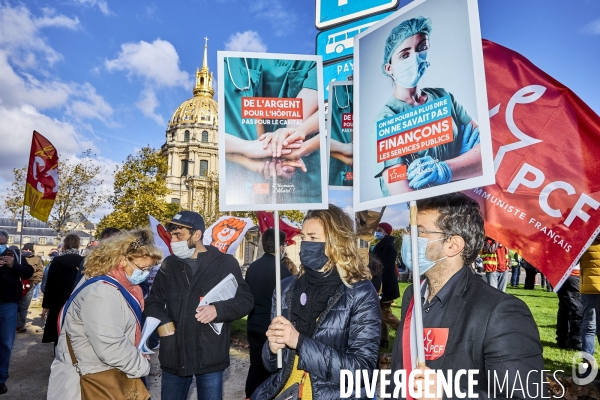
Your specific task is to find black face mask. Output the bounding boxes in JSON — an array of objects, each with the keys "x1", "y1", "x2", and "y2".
[{"x1": 299, "y1": 241, "x2": 328, "y2": 271}]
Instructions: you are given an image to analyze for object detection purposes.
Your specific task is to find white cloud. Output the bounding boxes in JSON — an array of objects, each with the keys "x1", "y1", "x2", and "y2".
[
  {"x1": 105, "y1": 39, "x2": 190, "y2": 88},
  {"x1": 250, "y1": 0, "x2": 297, "y2": 37},
  {"x1": 0, "y1": 104, "x2": 94, "y2": 180},
  {"x1": 135, "y1": 88, "x2": 165, "y2": 125},
  {"x1": 0, "y1": 4, "x2": 79, "y2": 68},
  {"x1": 105, "y1": 39, "x2": 190, "y2": 124},
  {"x1": 72, "y1": 0, "x2": 111, "y2": 16},
  {"x1": 224, "y1": 31, "x2": 267, "y2": 52},
  {"x1": 582, "y1": 18, "x2": 600, "y2": 35},
  {"x1": 0, "y1": 2, "x2": 114, "y2": 199}
]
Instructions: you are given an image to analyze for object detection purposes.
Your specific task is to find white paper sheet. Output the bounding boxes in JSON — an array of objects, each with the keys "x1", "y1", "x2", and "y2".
[
  {"x1": 138, "y1": 316, "x2": 161, "y2": 354},
  {"x1": 198, "y1": 273, "x2": 238, "y2": 335}
]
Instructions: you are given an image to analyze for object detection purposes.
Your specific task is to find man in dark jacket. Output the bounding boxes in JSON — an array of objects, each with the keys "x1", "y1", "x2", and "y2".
[
  {"x1": 0, "y1": 230, "x2": 34, "y2": 395},
  {"x1": 244, "y1": 228, "x2": 291, "y2": 398},
  {"x1": 389, "y1": 194, "x2": 544, "y2": 399},
  {"x1": 145, "y1": 211, "x2": 253, "y2": 400},
  {"x1": 372, "y1": 222, "x2": 399, "y2": 349}
]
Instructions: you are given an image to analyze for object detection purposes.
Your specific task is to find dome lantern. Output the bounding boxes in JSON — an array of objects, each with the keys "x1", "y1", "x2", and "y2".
[{"x1": 192, "y1": 37, "x2": 214, "y2": 99}]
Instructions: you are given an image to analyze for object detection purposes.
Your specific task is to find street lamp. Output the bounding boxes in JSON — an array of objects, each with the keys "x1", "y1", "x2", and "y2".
[{"x1": 179, "y1": 159, "x2": 195, "y2": 211}]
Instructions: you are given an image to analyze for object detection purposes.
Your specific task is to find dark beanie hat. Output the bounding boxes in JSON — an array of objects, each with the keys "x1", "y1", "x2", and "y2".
[{"x1": 378, "y1": 222, "x2": 393, "y2": 235}]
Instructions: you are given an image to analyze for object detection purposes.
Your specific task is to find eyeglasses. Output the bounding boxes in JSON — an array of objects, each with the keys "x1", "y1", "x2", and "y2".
[
  {"x1": 407, "y1": 227, "x2": 447, "y2": 237},
  {"x1": 127, "y1": 259, "x2": 156, "y2": 272}
]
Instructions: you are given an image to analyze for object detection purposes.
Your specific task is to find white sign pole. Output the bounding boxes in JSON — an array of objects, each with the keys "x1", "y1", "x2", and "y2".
[
  {"x1": 409, "y1": 201, "x2": 426, "y2": 367},
  {"x1": 274, "y1": 210, "x2": 283, "y2": 368}
]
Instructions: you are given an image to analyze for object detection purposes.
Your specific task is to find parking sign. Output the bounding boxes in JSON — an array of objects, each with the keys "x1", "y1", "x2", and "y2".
[{"x1": 315, "y1": 0, "x2": 399, "y2": 30}]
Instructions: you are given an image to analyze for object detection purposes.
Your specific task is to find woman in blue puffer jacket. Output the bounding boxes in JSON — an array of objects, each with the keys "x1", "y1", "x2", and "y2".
[{"x1": 251, "y1": 204, "x2": 382, "y2": 400}]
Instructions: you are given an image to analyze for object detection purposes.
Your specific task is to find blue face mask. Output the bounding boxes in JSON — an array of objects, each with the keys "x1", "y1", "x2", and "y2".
[
  {"x1": 299, "y1": 241, "x2": 328, "y2": 271},
  {"x1": 392, "y1": 50, "x2": 430, "y2": 88},
  {"x1": 401, "y1": 234, "x2": 446, "y2": 275},
  {"x1": 374, "y1": 232, "x2": 385, "y2": 240},
  {"x1": 126, "y1": 265, "x2": 151, "y2": 285},
  {"x1": 0, "y1": 244, "x2": 6, "y2": 254}
]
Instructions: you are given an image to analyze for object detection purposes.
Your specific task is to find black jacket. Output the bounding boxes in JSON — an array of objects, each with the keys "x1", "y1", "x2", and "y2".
[
  {"x1": 42, "y1": 253, "x2": 84, "y2": 343},
  {"x1": 372, "y1": 235, "x2": 399, "y2": 302},
  {"x1": 145, "y1": 245, "x2": 254, "y2": 376},
  {"x1": 252, "y1": 276, "x2": 381, "y2": 400},
  {"x1": 0, "y1": 250, "x2": 34, "y2": 304},
  {"x1": 245, "y1": 253, "x2": 291, "y2": 333},
  {"x1": 389, "y1": 267, "x2": 545, "y2": 399}
]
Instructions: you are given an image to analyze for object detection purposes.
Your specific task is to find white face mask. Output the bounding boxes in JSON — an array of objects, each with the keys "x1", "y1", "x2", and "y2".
[
  {"x1": 171, "y1": 240, "x2": 195, "y2": 259},
  {"x1": 391, "y1": 50, "x2": 429, "y2": 88}
]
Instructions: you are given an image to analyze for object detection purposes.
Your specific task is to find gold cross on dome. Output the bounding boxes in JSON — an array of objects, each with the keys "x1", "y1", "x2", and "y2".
[{"x1": 204, "y1": 37, "x2": 209, "y2": 47}]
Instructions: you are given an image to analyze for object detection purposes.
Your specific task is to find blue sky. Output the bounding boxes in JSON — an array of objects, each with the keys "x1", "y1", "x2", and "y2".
[{"x1": 0, "y1": 0, "x2": 599, "y2": 222}]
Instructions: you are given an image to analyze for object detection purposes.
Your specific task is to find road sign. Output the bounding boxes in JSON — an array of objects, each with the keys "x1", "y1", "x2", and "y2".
[
  {"x1": 323, "y1": 58, "x2": 354, "y2": 101},
  {"x1": 316, "y1": 0, "x2": 398, "y2": 30},
  {"x1": 316, "y1": 12, "x2": 393, "y2": 63}
]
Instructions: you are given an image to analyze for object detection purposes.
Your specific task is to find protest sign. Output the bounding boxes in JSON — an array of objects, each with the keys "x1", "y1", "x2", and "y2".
[
  {"x1": 217, "y1": 52, "x2": 328, "y2": 211},
  {"x1": 353, "y1": 0, "x2": 494, "y2": 211},
  {"x1": 467, "y1": 40, "x2": 600, "y2": 289},
  {"x1": 328, "y1": 81, "x2": 354, "y2": 189},
  {"x1": 202, "y1": 216, "x2": 255, "y2": 255}
]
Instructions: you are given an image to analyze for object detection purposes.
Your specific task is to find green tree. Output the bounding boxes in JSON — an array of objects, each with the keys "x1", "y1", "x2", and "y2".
[
  {"x1": 96, "y1": 146, "x2": 178, "y2": 234},
  {"x1": 2, "y1": 150, "x2": 107, "y2": 238}
]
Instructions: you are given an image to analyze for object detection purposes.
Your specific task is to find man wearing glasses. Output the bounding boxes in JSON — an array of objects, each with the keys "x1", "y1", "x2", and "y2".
[
  {"x1": 145, "y1": 211, "x2": 254, "y2": 400},
  {"x1": 388, "y1": 193, "x2": 544, "y2": 399}
]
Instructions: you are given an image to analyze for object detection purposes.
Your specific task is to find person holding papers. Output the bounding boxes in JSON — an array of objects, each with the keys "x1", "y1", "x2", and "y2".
[
  {"x1": 251, "y1": 205, "x2": 381, "y2": 400},
  {"x1": 145, "y1": 211, "x2": 253, "y2": 400},
  {"x1": 47, "y1": 229, "x2": 162, "y2": 400}
]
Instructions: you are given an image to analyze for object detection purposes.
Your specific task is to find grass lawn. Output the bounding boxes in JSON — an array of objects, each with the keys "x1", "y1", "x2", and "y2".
[{"x1": 382, "y1": 282, "x2": 600, "y2": 375}]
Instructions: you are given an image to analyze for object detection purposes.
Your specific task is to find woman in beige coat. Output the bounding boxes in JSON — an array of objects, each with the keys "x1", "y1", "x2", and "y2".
[{"x1": 47, "y1": 230, "x2": 163, "y2": 399}]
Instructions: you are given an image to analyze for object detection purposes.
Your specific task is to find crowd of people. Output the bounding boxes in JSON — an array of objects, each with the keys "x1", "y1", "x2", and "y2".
[{"x1": 0, "y1": 193, "x2": 598, "y2": 398}]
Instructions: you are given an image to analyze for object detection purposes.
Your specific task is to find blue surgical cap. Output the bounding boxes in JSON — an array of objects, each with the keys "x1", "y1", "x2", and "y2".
[{"x1": 382, "y1": 16, "x2": 432, "y2": 74}]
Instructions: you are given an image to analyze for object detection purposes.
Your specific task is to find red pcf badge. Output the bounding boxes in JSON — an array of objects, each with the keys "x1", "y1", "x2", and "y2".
[
  {"x1": 387, "y1": 164, "x2": 407, "y2": 183},
  {"x1": 423, "y1": 328, "x2": 449, "y2": 360}
]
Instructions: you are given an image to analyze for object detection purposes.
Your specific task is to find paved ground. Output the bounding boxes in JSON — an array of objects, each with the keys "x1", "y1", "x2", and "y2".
[{"x1": 6, "y1": 302, "x2": 249, "y2": 400}]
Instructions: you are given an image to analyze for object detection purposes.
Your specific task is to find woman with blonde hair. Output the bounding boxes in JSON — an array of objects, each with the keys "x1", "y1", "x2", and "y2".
[
  {"x1": 251, "y1": 204, "x2": 382, "y2": 400},
  {"x1": 47, "y1": 229, "x2": 163, "y2": 400}
]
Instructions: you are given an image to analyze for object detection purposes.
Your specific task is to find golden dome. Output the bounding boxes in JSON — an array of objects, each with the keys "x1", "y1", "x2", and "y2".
[{"x1": 168, "y1": 38, "x2": 218, "y2": 128}]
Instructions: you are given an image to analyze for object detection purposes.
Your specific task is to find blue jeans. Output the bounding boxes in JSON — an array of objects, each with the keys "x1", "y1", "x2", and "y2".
[
  {"x1": 32, "y1": 283, "x2": 40, "y2": 300},
  {"x1": 17, "y1": 287, "x2": 34, "y2": 328},
  {"x1": 0, "y1": 302, "x2": 18, "y2": 384},
  {"x1": 161, "y1": 369, "x2": 223, "y2": 400},
  {"x1": 581, "y1": 293, "x2": 600, "y2": 355},
  {"x1": 510, "y1": 266, "x2": 520, "y2": 286}
]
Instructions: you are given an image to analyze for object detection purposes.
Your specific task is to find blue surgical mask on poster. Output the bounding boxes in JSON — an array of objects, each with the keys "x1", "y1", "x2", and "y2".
[
  {"x1": 126, "y1": 266, "x2": 151, "y2": 285},
  {"x1": 374, "y1": 232, "x2": 385, "y2": 240},
  {"x1": 299, "y1": 241, "x2": 328, "y2": 271},
  {"x1": 401, "y1": 234, "x2": 447, "y2": 274},
  {"x1": 392, "y1": 50, "x2": 430, "y2": 88}
]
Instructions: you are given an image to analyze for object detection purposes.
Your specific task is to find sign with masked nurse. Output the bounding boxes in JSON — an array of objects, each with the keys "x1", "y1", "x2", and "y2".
[
  {"x1": 217, "y1": 51, "x2": 328, "y2": 211},
  {"x1": 352, "y1": 0, "x2": 494, "y2": 211}
]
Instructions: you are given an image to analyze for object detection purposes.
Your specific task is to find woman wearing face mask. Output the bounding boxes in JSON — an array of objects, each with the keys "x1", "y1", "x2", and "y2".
[
  {"x1": 251, "y1": 204, "x2": 381, "y2": 400},
  {"x1": 47, "y1": 230, "x2": 162, "y2": 400},
  {"x1": 373, "y1": 16, "x2": 482, "y2": 196}
]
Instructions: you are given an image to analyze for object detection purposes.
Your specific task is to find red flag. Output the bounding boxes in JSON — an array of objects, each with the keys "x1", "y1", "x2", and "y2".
[
  {"x1": 466, "y1": 40, "x2": 600, "y2": 288},
  {"x1": 24, "y1": 131, "x2": 59, "y2": 222},
  {"x1": 256, "y1": 211, "x2": 301, "y2": 246}
]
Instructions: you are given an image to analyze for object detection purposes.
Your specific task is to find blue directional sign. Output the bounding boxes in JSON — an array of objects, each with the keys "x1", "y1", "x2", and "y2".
[
  {"x1": 316, "y1": 0, "x2": 398, "y2": 30},
  {"x1": 317, "y1": 12, "x2": 393, "y2": 63},
  {"x1": 323, "y1": 58, "x2": 354, "y2": 101}
]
